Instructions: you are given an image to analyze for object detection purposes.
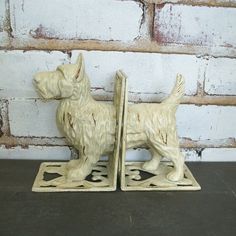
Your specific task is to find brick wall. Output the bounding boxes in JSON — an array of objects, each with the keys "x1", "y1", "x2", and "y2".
[{"x1": 0, "y1": 0, "x2": 235, "y2": 161}]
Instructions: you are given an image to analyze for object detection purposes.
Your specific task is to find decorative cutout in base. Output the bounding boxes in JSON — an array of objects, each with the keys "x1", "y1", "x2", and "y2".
[
  {"x1": 121, "y1": 162, "x2": 201, "y2": 191},
  {"x1": 32, "y1": 161, "x2": 116, "y2": 192}
]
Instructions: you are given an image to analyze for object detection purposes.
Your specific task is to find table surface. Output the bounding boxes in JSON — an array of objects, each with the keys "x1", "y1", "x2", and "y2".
[{"x1": 0, "y1": 160, "x2": 235, "y2": 236}]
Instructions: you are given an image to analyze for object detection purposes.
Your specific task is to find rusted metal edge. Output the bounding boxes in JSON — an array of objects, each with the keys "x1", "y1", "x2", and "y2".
[
  {"x1": 0, "y1": 135, "x2": 235, "y2": 148},
  {"x1": 1, "y1": 38, "x2": 236, "y2": 58},
  {"x1": 144, "y1": 0, "x2": 236, "y2": 8}
]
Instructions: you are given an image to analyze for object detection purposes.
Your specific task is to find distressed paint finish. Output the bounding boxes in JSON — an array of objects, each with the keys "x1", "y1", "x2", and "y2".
[
  {"x1": 205, "y1": 58, "x2": 236, "y2": 95},
  {"x1": 146, "y1": 0, "x2": 236, "y2": 8},
  {"x1": 154, "y1": 4, "x2": 236, "y2": 48},
  {"x1": 10, "y1": 0, "x2": 143, "y2": 42}
]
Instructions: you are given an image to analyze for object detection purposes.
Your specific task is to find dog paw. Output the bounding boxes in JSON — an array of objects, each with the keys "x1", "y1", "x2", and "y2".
[
  {"x1": 66, "y1": 168, "x2": 87, "y2": 181},
  {"x1": 167, "y1": 170, "x2": 183, "y2": 182},
  {"x1": 142, "y1": 159, "x2": 160, "y2": 171}
]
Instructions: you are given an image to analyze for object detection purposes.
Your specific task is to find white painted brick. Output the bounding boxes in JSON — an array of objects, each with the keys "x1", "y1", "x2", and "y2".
[
  {"x1": 0, "y1": 1, "x2": 5, "y2": 34},
  {"x1": 201, "y1": 148, "x2": 236, "y2": 161},
  {"x1": 10, "y1": 0, "x2": 143, "y2": 42},
  {"x1": 0, "y1": 1, "x2": 4, "y2": 30},
  {"x1": 0, "y1": 50, "x2": 69, "y2": 98},
  {"x1": 9, "y1": 99, "x2": 62, "y2": 137},
  {"x1": 0, "y1": 50, "x2": 203, "y2": 101},
  {"x1": 177, "y1": 105, "x2": 236, "y2": 140},
  {"x1": 0, "y1": 0, "x2": 8, "y2": 46},
  {"x1": 205, "y1": 58, "x2": 236, "y2": 95},
  {"x1": 72, "y1": 50, "x2": 203, "y2": 101},
  {"x1": 0, "y1": 145, "x2": 71, "y2": 160},
  {"x1": 154, "y1": 4, "x2": 236, "y2": 48},
  {"x1": 125, "y1": 148, "x2": 199, "y2": 161},
  {"x1": 0, "y1": 145, "x2": 199, "y2": 161},
  {"x1": 101, "y1": 148, "x2": 199, "y2": 161},
  {"x1": 9, "y1": 99, "x2": 236, "y2": 141},
  {"x1": 100, "y1": 149, "x2": 151, "y2": 162},
  {"x1": 126, "y1": 148, "x2": 151, "y2": 162}
]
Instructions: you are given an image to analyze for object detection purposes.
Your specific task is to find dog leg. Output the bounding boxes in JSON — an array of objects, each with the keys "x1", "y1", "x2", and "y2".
[
  {"x1": 142, "y1": 149, "x2": 162, "y2": 171},
  {"x1": 167, "y1": 151, "x2": 184, "y2": 182},
  {"x1": 147, "y1": 135, "x2": 184, "y2": 181},
  {"x1": 67, "y1": 158, "x2": 84, "y2": 170},
  {"x1": 66, "y1": 155, "x2": 98, "y2": 181}
]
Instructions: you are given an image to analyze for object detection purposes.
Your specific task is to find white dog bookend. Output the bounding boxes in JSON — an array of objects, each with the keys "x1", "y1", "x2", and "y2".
[
  {"x1": 118, "y1": 71, "x2": 200, "y2": 191},
  {"x1": 32, "y1": 54, "x2": 125, "y2": 192},
  {"x1": 32, "y1": 53, "x2": 200, "y2": 192}
]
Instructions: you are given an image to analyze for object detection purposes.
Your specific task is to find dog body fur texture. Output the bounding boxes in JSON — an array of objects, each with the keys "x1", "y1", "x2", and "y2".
[{"x1": 34, "y1": 54, "x2": 185, "y2": 182}]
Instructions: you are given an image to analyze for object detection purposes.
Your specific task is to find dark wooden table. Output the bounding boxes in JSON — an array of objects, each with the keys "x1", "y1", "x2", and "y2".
[{"x1": 0, "y1": 160, "x2": 235, "y2": 236}]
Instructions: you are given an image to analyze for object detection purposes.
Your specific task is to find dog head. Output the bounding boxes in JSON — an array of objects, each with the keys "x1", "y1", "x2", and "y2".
[{"x1": 34, "y1": 53, "x2": 85, "y2": 99}]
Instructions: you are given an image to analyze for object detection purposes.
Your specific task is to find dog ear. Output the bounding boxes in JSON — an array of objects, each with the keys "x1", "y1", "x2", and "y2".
[
  {"x1": 74, "y1": 53, "x2": 85, "y2": 82},
  {"x1": 58, "y1": 79, "x2": 73, "y2": 98}
]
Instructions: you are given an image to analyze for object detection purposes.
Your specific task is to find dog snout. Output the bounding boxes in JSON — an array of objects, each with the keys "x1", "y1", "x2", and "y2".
[
  {"x1": 33, "y1": 72, "x2": 48, "y2": 98},
  {"x1": 33, "y1": 72, "x2": 44, "y2": 85}
]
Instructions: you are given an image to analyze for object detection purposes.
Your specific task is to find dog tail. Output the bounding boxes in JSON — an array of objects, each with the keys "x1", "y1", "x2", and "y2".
[{"x1": 162, "y1": 74, "x2": 185, "y2": 109}]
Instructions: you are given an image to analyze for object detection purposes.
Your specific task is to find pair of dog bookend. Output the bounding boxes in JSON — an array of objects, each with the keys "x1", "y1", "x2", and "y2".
[{"x1": 32, "y1": 53, "x2": 200, "y2": 192}]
